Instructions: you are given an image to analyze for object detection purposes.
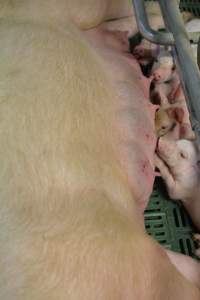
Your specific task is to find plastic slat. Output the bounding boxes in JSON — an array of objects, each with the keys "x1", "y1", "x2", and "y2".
[
  {"x1": 145, "y1": 178, "x2": 198, "y2": 258},
  {"x1": 144, "y1": 0, "x2": 200, "y2": 17}
]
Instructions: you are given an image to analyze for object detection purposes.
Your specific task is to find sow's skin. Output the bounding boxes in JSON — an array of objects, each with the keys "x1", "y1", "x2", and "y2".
[{"x1": 0, "y1": 1, "x2": 200, "y2": 299}]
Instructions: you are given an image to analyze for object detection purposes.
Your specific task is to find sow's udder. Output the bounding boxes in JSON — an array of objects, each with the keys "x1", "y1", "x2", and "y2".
[{"x1": 83, "y1": 27, "x2": 157, "y2": 210}]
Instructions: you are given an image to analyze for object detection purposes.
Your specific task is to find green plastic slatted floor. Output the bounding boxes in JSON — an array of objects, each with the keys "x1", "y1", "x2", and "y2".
[
  {"x1": 143, "y1": 0, "x2": 200, "y2": 258},
  {"x1": 180, "y1": 1, "x2": 200, "y2": 17},
  {"x1": 145, "y1": 178, "x2": 198, "y2": 258},
  {"x1": 145, "y1": 0, "x2": 200, "y2": 17}
]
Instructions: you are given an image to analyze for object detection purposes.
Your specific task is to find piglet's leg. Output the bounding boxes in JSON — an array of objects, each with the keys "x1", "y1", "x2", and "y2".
[
  {"x1": 168, "y1": 72, "x2": 181, "y2": 101},
  {"x1": 157, "y1": 90, "x2": 169, "y2": 106},
  {"x1": 166, "y1": 249, "x2": 200, "y2": 289},
  {"x1": 154, "y1": 150, "x2": 184, "y2": 199},
  {"x1": 151, "y1": 83, "x2": 170, "y2": 106},
  {"x1": 168, "y1": 83, "x2": 182, "y2": 103}
]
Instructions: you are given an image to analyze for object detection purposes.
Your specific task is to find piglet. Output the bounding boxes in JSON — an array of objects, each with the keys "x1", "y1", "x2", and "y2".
[
  {"x1": 133, "y1": 38, "x2": 160, "y2": 66},
  {"x1": 150, "y1": 49, "x2": 181, "y2": 108},
  {"x1": 151, "y1": 49, "x2": 178, "y2": 84},
  {"x1": 185, "y1": 18, "x2": 200, "y2": 33},
  {"x1": 155, "y1": 138, "x2": 200, "y2": 230},
  {"x1": 152, "y1": 78, "x2": 195, "y2": 140},
  {"x1": 155, "y1": 106, "x2": 183, "y2": 138},
  {"x1": 154, "y1": 103, "x2": 194, "y2": 140}
]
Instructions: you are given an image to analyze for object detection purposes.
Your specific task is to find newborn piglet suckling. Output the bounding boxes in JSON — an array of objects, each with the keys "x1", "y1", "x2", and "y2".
[
  {"x1": 149, "y1": 46, "x2": 194, "y2": 140},
  {"x1": 155, "y1": 138, "x2": 200, "y2": 252}
]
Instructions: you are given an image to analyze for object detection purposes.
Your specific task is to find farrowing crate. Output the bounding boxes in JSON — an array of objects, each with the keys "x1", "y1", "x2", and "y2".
[{"x1": 143, "y1": 0, "x2": 200, "y2": 259}]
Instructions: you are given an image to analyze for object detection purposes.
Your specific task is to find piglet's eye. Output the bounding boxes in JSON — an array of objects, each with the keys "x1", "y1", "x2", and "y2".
[{"x1": 197, "y1": 160, "x2": 200, "y2": 167}]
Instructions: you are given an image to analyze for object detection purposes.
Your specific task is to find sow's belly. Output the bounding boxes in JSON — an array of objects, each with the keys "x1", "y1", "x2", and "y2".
[
  {"x1": 115, "y1": 72, "x2": 157, "y2": 210},
  {"x1": 83, "y1": 27, "x2": 157, "y2": 210}
]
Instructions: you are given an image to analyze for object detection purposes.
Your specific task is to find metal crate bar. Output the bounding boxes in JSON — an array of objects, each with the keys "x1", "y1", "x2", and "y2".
[
  {"x1": 132, "y1": 0, "x2": 200, "y2": 44},
  {"x1": 158, "y1": 0, "x2": 200, "y2": 143},
  {"x1": 132, "y1": 0, "x2": 174, "y2": 45},
  {"x1": 132, "y1": 0, "x2": 200, "y2": 144}
]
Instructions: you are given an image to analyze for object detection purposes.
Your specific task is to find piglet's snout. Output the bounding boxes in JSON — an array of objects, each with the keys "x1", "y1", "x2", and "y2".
[{"x1": 152, "y1": 71, "x2": 162, "y2": 82}]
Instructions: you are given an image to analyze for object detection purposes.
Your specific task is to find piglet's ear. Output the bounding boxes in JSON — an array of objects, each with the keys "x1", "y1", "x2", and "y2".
[
  {"x1": 174, "y1": 107, "x2": 184, "y2": 123},
  {"x1": 167, "y1": 107, "x2": 184, "y2": 123}
]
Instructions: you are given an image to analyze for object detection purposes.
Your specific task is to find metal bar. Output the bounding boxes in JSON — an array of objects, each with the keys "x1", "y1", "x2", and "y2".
[
  {"x1": 132, "y1": 0, "x2": 200, "y2": 44},
  {"x1": 132, "y1": 0, "x2": 174, "y2": 45},
  {"x1": 198, "y1": 37, "x2": 200, "y2": 70},
  {"x1": 158, "y1": 0, "x2": 200, "y2": 144}
]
